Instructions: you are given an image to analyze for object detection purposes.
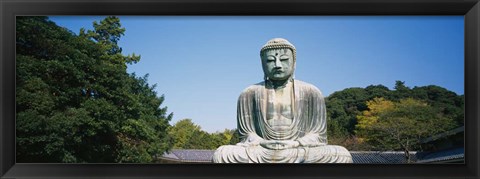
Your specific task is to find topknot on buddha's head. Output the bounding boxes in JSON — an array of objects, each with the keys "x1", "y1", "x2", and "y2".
[{"x1": 260, "y1": 38, "x2": 296, "y2": 62}]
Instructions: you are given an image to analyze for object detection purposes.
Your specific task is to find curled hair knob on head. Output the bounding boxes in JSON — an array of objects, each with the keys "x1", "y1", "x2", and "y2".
[{"x1": 260, "y1": 38, "x2": 297, "y2": 63}]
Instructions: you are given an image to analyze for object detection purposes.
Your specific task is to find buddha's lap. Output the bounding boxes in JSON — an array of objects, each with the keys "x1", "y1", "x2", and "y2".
[{"x1": 213, "y1": 144, "x2": 352, "y2": 163}]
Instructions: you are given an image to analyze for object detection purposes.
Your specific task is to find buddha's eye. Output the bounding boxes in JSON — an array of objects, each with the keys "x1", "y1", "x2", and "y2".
[
  {"x1": 267, "y1": 56, "x2": 275, "y2": 62},
  {"x1": 280, "y1": 56, "x2": 289, "y2": 61}
]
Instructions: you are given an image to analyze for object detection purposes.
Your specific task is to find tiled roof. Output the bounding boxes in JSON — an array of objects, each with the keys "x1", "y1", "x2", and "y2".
[
  {"x1": 160, "y1": 149, "x2": 419, "y2": 163},
  {"x1": 351, "y1": 151, "x2": 417, "y2": 164},
  {"x1": 416, "y1": 147, "x2": 464, "y2": 163},
  {"x1": 420, "y1": 126, "x2": 464, "y2": 143},
  {"x1": 160, "y1": 148, "x2": 465, "y2": 164},
  {"x1": 161, "y1": 149, "x2": 215, "y2": 162},
  {"x1": 162, "y1": 151, "x2": 180, "y2": 160}
]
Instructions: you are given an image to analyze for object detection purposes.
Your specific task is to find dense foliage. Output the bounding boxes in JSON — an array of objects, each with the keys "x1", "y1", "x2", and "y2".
[
  {"x1": 355, "y1": 97, "x2": 455, "y2": 162},
  {"x1": 16, "y1": 16, "x2": 173, "y2": 163},
  {"x1": 326, "y1": 81, "x2": 464, "y2": 151},
  {"x1": 168, "y1": 119, "x2": 237, "y2": 150}
]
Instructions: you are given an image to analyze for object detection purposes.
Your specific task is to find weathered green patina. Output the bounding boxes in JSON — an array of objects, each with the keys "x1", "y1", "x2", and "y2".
[{"x1": 213, "y1": 38, "x2": 352, "y2": 163}]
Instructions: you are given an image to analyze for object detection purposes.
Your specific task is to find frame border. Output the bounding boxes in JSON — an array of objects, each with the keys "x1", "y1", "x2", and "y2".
[{"x1": 1, "y1": 0, "x2": 479, "y2": 178}]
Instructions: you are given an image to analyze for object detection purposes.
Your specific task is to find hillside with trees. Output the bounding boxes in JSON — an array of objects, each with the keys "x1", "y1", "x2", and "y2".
[{"x1": 326, "y1": 81, "x2": 464, "y2": 152}]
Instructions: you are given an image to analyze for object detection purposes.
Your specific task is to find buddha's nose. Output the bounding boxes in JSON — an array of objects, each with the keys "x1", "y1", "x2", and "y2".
[{"x1": 274, "y1": 60, "x2": 282, "y2": 68}]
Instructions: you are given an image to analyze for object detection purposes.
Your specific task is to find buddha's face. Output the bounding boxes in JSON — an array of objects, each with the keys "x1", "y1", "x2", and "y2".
[{"x1": 261, "y1": 48, "x2": 295, "y2": 81}]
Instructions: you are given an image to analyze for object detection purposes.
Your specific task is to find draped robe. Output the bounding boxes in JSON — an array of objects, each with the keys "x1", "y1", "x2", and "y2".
[{"x1": 213, "y1": 80, "x2": 352, "y2": 163}]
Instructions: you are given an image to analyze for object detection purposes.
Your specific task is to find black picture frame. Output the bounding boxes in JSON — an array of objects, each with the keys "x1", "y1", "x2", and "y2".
[{"x1": 1, "y1": 0, "x2": 479, "y2": 178}]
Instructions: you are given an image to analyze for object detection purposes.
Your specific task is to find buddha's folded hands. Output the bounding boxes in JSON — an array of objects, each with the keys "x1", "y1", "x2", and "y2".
[{"x1": 260, "y1": 140, "x2": 300, "y2": 150}]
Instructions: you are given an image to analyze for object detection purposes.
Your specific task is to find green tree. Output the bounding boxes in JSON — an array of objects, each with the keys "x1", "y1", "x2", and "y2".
[
  {"x1": 168, "y1": 119, "x2": 201, "y2": 149},
  {"x1": 326, "y1": 87, "x2": 369, "y2": 134},
  {"x1": 16, "y1": 16, "x2": 172, "y2": 163},
  {"x1": 325, "y1": 81, "x2": 463, "y2": 151},
  {"x1": 393, "y1": 80, "x2": 411, "y2": 100},
  {"x1": 411, "y1": 85, "x2": 464, "y2": 125},
  {"x1": 168, "y1": 119, "x2": 237, "y2": 149},
  {"x1": 325, "y1": 86, "x2": 389, "y2": 148},
  {"x1": 355, "y1": 97, "x2": 395, "y2": 131},
  {"x1": 228, "y1": 128, "x2": 242, "y2": 145},
  {"x1": 355, "y1": 98, "x2": 455, "y2": 162},
  {"x1": 211, "y1": 129, "x2": 236, "y2": 146},
  {"x1": 365, "y1": 84, "x2": 392, "y2": 100},
  {"x1": 185, "y1": 130, "x2": 214, "y2": 149}
]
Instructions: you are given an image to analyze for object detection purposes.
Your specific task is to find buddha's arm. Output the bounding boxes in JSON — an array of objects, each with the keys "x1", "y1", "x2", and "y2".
[
  {"x1": 297, "y1": 133, "x2": 325, "y2": 147},
  {"x1": 236, "y1": 133, "x2": 264, "y2": 147},
  {"x1": 295, "y1": 84, "x2": 328, "y2": 147},
  {"x1": 236, "y1": 87, "x2": 266, "y2": 147}
]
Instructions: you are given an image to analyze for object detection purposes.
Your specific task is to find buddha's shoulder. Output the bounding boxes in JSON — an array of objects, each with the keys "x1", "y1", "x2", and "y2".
[
  {"x1": 293, "y1": 80, "x2": 322, "y2": 92},
  {"x1": 240, "y1": 81, "x2": 266, "y2": 94}
]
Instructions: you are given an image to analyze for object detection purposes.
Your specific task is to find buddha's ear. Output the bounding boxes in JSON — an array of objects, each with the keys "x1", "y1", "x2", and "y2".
[
  {"x1": 292, "y1": 59, "x2": 296, "y2": 78},
  {"x1": 290, "y1": 48, "x2": 296, "y2": 73}
]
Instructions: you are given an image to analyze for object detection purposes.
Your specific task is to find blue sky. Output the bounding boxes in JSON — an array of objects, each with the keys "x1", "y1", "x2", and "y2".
[{"x1": 49, "y1": 16, "x2": 464, "y2": 133}]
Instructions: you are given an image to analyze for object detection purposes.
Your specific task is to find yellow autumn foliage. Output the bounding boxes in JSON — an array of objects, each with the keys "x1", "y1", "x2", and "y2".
[{"x1": 355, "y1": 97, "x2": 394, "y2": 130}]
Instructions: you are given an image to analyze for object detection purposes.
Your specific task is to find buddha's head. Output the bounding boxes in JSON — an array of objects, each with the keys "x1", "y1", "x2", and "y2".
[{"x1": 260, "y1": 38, "x2": 296, "y2": 81}]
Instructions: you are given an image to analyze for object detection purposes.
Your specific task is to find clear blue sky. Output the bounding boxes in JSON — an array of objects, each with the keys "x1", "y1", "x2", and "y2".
[{"x1": 49, "y1": 16, "x2": 464, "y2": 133}]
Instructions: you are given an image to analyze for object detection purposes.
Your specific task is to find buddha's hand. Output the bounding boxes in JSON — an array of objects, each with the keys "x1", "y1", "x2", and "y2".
[
  {"x1": 236, "y1": 134, "x2": 263, "y2": 147},
  {"x1": 260, "y1": 140, "x2": 300, "y2": 150}
]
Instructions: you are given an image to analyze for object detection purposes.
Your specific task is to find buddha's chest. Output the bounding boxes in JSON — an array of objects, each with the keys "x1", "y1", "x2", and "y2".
[{"x1": 266, "y1": 87, "x2": 294, "y2": 129}]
